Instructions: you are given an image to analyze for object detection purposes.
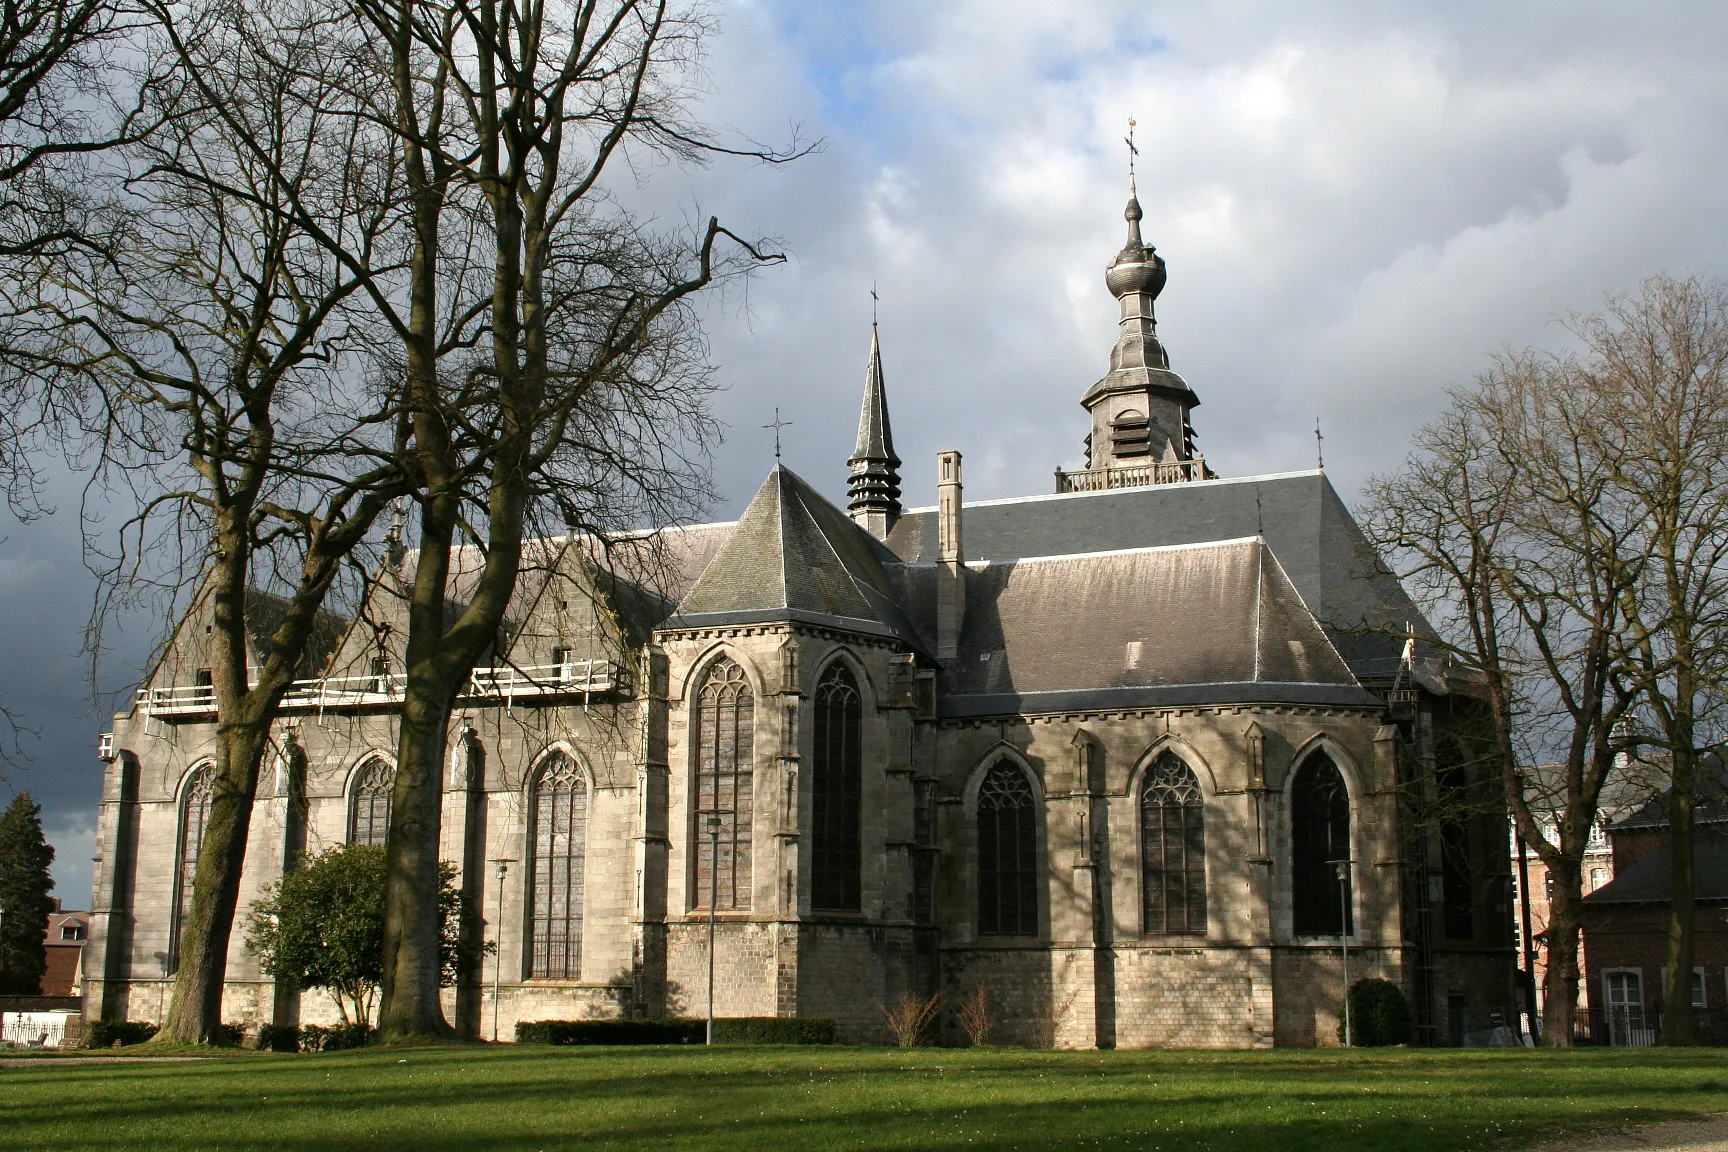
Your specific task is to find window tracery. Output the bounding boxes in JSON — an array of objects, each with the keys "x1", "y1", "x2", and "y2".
[
  {"x1": 977, "y1": 761, "x2": 1037, "y2": 936},
  {"x1": 349, "y1": 757, "x2": 395, "y2": 847},
  {"x1": 1140, "y1": 752, "x2": 1206, "y2": 935},
  {"x1": 529, "y1": 752, "x2": 588, "y2": 978},
  {"x1": 695, "y1": 657, "x2": 753, "y2": 910},
  {"x1": 811, "y1": 662, "x2": 862, "y2": 912},
  {"x1": 171, "y1": 763, "x2": 215, "y2": 972},
  {"x1": 1291, "y1": 752, "x2": 1352, "y2": 936}
]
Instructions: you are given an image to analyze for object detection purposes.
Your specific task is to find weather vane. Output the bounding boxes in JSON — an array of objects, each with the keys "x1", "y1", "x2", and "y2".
[
  {"x1": 764, "y1": 407, "x2": 793, "y2": 460},
  {"x1": 1125, "y1": 117, "x2": 1138, "y2": 190}
]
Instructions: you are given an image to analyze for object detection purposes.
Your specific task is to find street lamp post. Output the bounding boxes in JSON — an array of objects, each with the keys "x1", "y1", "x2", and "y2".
[
  {"x1": 704, "y1": 813, "x2": 721, "y2": 1047},
  {"x1": 1332, "y1": 860, "x2": 1353, "y2": 1047},
  {"x1": 490, "y1": 857, "x2": 515, "y2": 1042}
]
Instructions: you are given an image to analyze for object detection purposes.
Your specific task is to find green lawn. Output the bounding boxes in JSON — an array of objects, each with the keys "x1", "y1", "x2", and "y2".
[{"x1": 4, "y1": 1045, "x2": 1727, "y2": 1151}]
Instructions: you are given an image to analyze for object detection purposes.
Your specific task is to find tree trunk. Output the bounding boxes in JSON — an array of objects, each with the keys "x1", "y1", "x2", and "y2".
[
  {"x1": 377, "y1": 679, "x2": 461, "y2": 1041},
  {"x1": 1661, "y1": 745, "x2": 1698, "y2": 1045},
  {"x1": 159, "y1": 719, "x2": 269, "y2": 1043},
  {"x1": 1539, "y1": 855, "x2": 1582, "y2": 1047}
]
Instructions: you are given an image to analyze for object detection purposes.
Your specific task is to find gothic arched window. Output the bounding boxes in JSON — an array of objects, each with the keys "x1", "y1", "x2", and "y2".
[
  {"x1": 1291, "y1": 752, "x2": 1353, "y2": 936},
  {"x1": 977, "y1": 761, "x2": 1038, "y2": 936},
  {"x1": 528, "y1": 751, "x2": 588, "y2": 979},
  {"x1": 811, "y1": 663, "x2": 863, "y2": 912},
  {"x1": 695, "y1": 657, "x2": 754, "y2": 910},
  {"x1": 171, "y1": 763, "x2": 215, "y2": 972},
  {"x1": 349, "y1": 757, "x2": 395, "y2": 847},
  {"x1": 1140, "y1": 752, "x2": 1206, "y2": 935}
]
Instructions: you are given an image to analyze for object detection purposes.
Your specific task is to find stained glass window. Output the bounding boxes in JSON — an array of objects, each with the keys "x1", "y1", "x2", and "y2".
[
  {"x1": 1291, "y1": 752, "x2": 1352, "y2": 936},
  {"x1": 1140, "y1": 752, "x2": 1206, "y2": 935},
  {"x1": 171, "y1": 763, "x2": 215, "y2": 972},
  {"x1": 977, "y1": 761, "x2": 1037, "y2": 936},
  {"x1": 695, "y1": 658, "x2": 753, "y2": 910},
  {"x1": 529, "y1": 752, "x2": 588, "y2": 978},
  {"x1": 811, "y1": 663, "x2": 862, "y2": 912},
  {"x1": 350, "y1": 757, "x2": 395, "y2": 847}
]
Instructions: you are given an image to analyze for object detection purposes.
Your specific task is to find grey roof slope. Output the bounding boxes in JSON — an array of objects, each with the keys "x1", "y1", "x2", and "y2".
[
  {"x1": 903, "y1": 537, "x2": 1379, "y2": 718},
  {"x1": 671, "y1": 465, "x2": 931, "y2": 653},
  {"x1": 883, "y1": 469, "x2": 1423, "y2": 675},
  {"x1": 1584, "y1": 829, "x2": 1728, "y2": 904}
]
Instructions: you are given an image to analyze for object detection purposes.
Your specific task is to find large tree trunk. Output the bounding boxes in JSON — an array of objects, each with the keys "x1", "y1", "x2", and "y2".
[{"x1": 1539, "y1": 855, "x2": 1582, "y2": 1047}]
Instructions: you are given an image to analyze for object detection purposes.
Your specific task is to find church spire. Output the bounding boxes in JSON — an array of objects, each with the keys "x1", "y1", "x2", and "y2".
[
  {"x1": 847, "y1": 317, "x2": 902, "y2": 539},
  {"x1": 1055, "y1": 120, "x2": 1208, "y2": 493}
]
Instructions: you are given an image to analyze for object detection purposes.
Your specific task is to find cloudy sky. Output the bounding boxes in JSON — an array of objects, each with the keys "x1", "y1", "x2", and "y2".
[{"x1": 5, "y1": 0, "x2": 1728, "y2": 906}]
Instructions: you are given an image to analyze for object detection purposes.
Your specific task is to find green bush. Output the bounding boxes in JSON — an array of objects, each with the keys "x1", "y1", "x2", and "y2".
[
  {"x1": 83, "y1": 1020, "x2": 158, "y2": 1048},
  {"x1": 299, "y1": 1023, "x2": 375, "y2": 1051},
  {"x1": 710, "y1": 1017, "x2": 834, "y2": 1045},
  {"x1": 516, "y1": 1018, "x2": 704, "y2": 1046},
  {"x1": 1341, "y1": 978, "x2": 1412, "y2": 1047},
  {"x1": 257, "y1": 1023, "x2": 301, "y2": 1053}
]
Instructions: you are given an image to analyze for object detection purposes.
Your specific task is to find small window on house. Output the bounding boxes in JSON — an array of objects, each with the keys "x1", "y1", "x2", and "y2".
[
  {"x1": 1589, "y1": 867, "x2": 1607, "y2": 891},
  {"x1": 1693, "y1": 968, "x2": 1708, "y2": 1009},
  {"x1": 194, "y1": 669, "x2": 213, "y2": 688},
  {"x1": 61, "y1": 922, "x2": 85, "y2": 941}
]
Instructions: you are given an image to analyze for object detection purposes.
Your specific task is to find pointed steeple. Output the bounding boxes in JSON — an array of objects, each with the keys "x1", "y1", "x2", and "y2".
[{"x1": 847, "y1": 321, "x2": 902, "y2": 539}]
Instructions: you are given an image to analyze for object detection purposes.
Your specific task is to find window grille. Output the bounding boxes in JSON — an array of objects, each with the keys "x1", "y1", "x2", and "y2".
[
  {"x1": 171, "y1": 763, "x2": 216, "y2": 972},
  {"x1": 1140, "y1": 752, "x2": 1206, "y2": 935},
  {"x1": 977, "y1": 761, "x2": 1037, "y2": 936},
  {"x1": 1291, "y1": 753, "x2": 1352, "y2": 935},
  {"x1": 811, "y1": 663, "x2": 862, "y2": 911},
  {"x1": 350, "y1": 758, "x2": 395, "y2": 846},
  {"x1": 528, "y1": 752, "x2": 588, "y2": 978},
  {"x1": 695, "y1": 658, "x2": 753, "y2": 910}
]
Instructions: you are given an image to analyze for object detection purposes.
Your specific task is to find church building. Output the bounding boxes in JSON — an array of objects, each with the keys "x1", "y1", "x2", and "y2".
[{"x1": 84, "y1": 175, "x2": 1517, "y2": 1048}]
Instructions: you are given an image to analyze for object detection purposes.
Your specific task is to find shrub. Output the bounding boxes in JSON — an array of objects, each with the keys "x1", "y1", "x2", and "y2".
[
  {"x1": 257, "y1": 1023, "x2": 301, "y2": 1053},
  {"x1": 710, "y1": 1017, "x2": 834, "y2": 1045},
  {"x1": 1341, "y1": 977, "x2": 1412, "y2": 1047},
  {"x1": 882, "y1": 993, "x2": 941, "y2": 1048},
  {"x1": 956, "y1": 988, "x2": 993, "y2": 1047},
  {"x1": 516, "y1": 1019, "x2": 704, "y2": 1046},
  {"x1": 83, "y1": 1020, "x2": 158, "y2": 1048},
  {"x1": 299, "y1": 1023, "x2": 375, "y2": 1051}
]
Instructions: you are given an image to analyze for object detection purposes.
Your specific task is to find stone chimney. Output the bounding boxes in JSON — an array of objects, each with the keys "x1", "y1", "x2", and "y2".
[{"x1": 936, "y1": 450, "x2": 964, "y2": 662}]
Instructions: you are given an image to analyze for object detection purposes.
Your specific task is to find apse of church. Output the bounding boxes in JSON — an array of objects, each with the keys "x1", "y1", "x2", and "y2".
[{"x1": 84, "y1": 165, "x2": 1515, "y2": 1049}]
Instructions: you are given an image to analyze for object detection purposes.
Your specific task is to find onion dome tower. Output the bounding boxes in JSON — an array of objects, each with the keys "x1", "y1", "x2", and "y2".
[
  {"x1": 847, "y1": 321, "x2": 902, "y2": 539},
  {"x1": 1059, "y1": 122, "x2": 1209, "y2": 491}
]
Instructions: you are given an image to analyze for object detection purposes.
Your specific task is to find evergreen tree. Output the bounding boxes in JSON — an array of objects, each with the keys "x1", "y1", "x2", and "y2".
[{"x1": 0, "y1": 793, "x2": 55, "y2": 994}]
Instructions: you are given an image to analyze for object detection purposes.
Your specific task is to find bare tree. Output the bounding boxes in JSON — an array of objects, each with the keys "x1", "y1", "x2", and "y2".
[
  {"x1": 325, "y1": 0, "x2": 801, "y2": 1042},
  {"x1": 1579, "y1": 277, "x2": 1728, "y2": 1045},
  {"x1": 1362, "y1": 357, "x2": 1643, "y2": 1045},
  {"x1": 33, "y1": 0, "x2": 411, "y2": 1043}
]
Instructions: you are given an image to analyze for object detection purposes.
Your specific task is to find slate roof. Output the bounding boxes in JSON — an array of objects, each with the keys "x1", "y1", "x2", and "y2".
[
  {"x1": 670, "y1": 465, "x2": 932, "y2": 654},
  {"x1": 1583, "y1": 829, "x2": 1728, "y2": 904},
  {"x1": 892, "y1": 538, "x2": 1381, "y2": 718},
  {"x1": 883, "y1": 469, "x2": 1423, "y2": 677}
]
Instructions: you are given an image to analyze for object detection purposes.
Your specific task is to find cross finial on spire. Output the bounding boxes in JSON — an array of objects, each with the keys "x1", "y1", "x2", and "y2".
[
  {"x1": 764, "y1": 407, "x2": 793, "y2": 460},
  {"x1": 1315, "y1": 417, "x2": 1325, "y2": 471},
  {"x1": 1125, "y1": 117, "x2": 1139, "y2": 194},
  {"x1": 871, "y1": 282, "x2": 879, "y2": 328}
]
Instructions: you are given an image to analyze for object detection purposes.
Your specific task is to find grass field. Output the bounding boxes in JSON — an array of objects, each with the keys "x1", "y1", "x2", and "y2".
[{"x1": 4, "y1": 1045, "x2": 1727, "y2": 1151}]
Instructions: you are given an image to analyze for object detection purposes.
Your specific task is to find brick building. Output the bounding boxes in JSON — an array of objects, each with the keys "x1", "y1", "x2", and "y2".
[
  {"x1": 83, "y1": 178, "x2": 1515, "y2": 1047},
  {"x1": 1580, "y1": 800, "x2": 1728, "y2": 1044}
]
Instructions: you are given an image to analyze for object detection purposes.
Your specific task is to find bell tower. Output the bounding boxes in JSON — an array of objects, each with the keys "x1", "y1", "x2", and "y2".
[
  {"x1": 847, "y1": 314, "x2": 902, "y2": 538},
  {"x1": 1058, "y1": 122, "x2": 1209, "y2": 493}
]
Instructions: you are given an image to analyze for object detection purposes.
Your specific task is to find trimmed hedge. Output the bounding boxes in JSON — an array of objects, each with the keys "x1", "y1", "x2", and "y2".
[
  {"x1": 1341, "y1": 978, "x2": 1413, "y2": 1047},
  {"x1": 515, "y1": 1017, "x2": 835, "y2": 1046},
  {"x1": 517, "y1": 1019, "x2": 704, "y2": 1046},
  {"x1": 711, "y1": 1017, "x2": 834, "y2": 1045},
  {"x1": 83, "y1": 1020, "x2": 158, "y2": 1048}
]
